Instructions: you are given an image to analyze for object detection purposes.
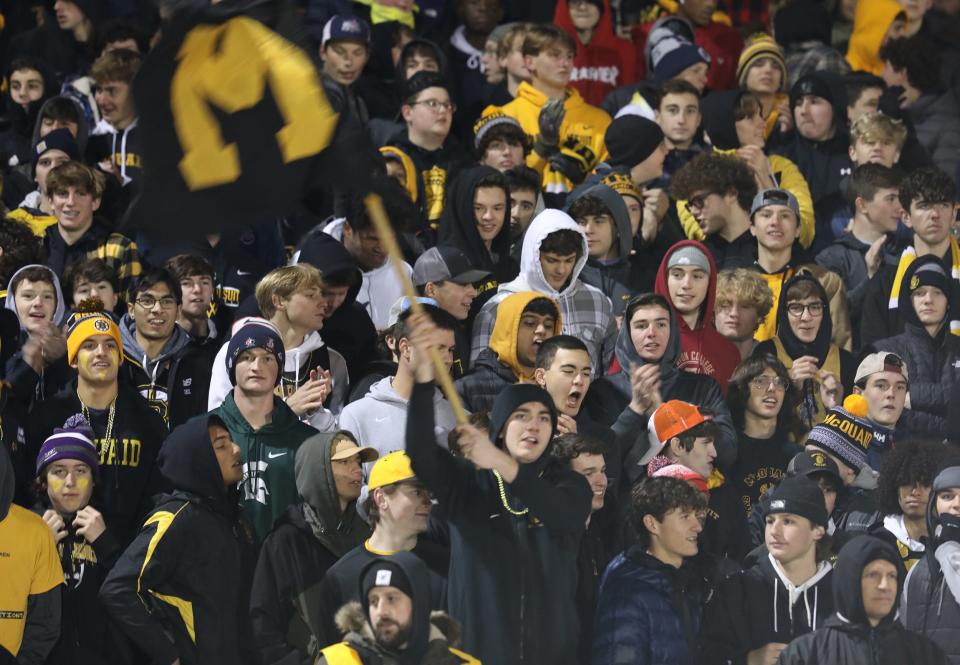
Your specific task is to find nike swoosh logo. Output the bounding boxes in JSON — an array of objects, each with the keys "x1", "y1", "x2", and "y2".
[
  {"x1": 267, "y1": 451, "x2": 287, "y2": 459},
  {"x1": 375, "y1": 417, "x2": 389, "y2": 423},
  {"x1": 236, "y1": 270, "x2": 253, "y2": 276}
]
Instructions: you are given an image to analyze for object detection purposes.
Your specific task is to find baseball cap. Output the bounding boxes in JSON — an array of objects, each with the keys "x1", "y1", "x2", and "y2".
[
  {"x1": 788, "y1": 450, "x2": 841, "y2": 487},
  {"x1": 642, "y1": 400, "x2": 709, "y2": 466},
  {"x1": 750, "y1": 188, "x2": 800, "y2": 220},
  {"x1": 386, "y1": 296, "x2": 437, "y2": 328},
  {"x1": 330, "y1": 434, "x2": 379, "y2": 463},
  {"x1": 855, "y1": 351, "x2": 909, "y2": 385},
  {"x1": 368, "y1": 451, "x2": 418, "y2": 490},
  {"x1": 321, "y1": 15, "x2": 371, "y2": 48},
  {"x1": 412, "y1": 246, "x2": 491, "y2": 286}
]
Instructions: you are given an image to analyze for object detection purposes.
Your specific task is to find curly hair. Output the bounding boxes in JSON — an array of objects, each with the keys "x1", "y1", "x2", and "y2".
[
  {"x1": 876, "y1": 438, "x2": 959, "y2": 516},
  {"x1": 899, "y1": 167, "x2": 956, "y2": 212},
  {"x1": 0, "y1": 218, "x2": 43, "y2": 289},
  {"x1": 879, "y1": 35, "x2": 942, "y2": 95},
  {"x1": 551, "y1": 432, "x2": 608, "y2": 466},
  {"x1": 628, "y1": 476, "x2": 707, "y2": 549},
  {"x1": 670, "y1": 152, "x2": 758, "y2": 213},
  {"x1": 715, "y1": 268, "x2": 774, "y2": 322},
  {"x1": 568, "y1": 195, "x2": 612, "y2": 222},
  {"x1": 727, "y1": 353, "x2": 805, "y2": 440}
]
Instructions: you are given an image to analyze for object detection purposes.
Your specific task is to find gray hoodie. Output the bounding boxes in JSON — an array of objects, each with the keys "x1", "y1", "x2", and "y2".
[
  {"x1": 4, "y1": 264, "x2": 66, "y2": 330},
  {"x1": 337, "y1": 376, "x2": 457, "y2": 466}
]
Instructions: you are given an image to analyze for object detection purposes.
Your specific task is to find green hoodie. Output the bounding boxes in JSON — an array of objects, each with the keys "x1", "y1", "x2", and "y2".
[{"x1": 217, "y1": 392, "x2": 317, "y2": 543}]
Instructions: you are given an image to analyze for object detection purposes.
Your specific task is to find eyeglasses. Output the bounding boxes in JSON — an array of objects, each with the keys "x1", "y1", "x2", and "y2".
[
  {"x1": 685, "y1": 192, "x2": 715, "y2": 214},
  {"x1": 750, "y1": 375, "x2": 789, "y2": 391},
  {"x1": 411, "y1": 99, "x2": 456, "y2": 114},
  {"x1": 786, "y1": 302, "x2": 824, "y2": 318},
  {"x1": 136, "y1": 295, "x2": 178, "y2": 309}
]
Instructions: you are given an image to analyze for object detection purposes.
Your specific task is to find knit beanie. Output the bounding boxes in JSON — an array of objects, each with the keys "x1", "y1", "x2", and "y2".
[
  {"x1": 806, "y1": 407, "x2": 873, "y2": 473},
  {"x1": 767, "y1": 475, "x2": 828, "y2": 527},
  {"x1": 736, "y1": 34, "x2": 787, "y2": 92},
  {"x1": 361, "y1": 558, "x2": 414, "y2": 609},
  {"x1": 604, "y1": 115, "x2": 664, "y2": 169},
  {"x1": 36, "y1": 427, "x2": 100, "y2": 477},
  {"x1": 473, "y1": 111, "x2": 524, "y2": 150},
  {"x1": 666, "y1": 245, "x2": 711, "y2": 274},
  {"x1": 66, "y1": 312, "x2": 123, "y2": 365},
  {"x1": 653, "y1": 40, "x2": 711, "y2": 83},
  {"x1": 908, "y1": 260, "x2": 951, "y2": 297},
  {"x1": 32, "y1": 128, "x2": 81, "y2": 174},
  {"x1": 601, "y1": 172, "x2": 643, "y2": 201},
  {"x1": 225, "y1": 318, "x2": 285, "y2": 386},
  {"x1": 401, "y1": 70, "x2": 448, "y2": 102}
]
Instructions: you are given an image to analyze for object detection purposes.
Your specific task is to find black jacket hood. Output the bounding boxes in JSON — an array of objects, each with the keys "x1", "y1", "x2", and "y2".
[
  {"x1": 564, "y1": 183, "x2": 633, "y2": 261},
  {"x1": 159, "y1": 413, "x2": 231, "y2": 504},
  {"x1": 832, "y1": 535, "x2": 905, "y2": 627},
  {"x1": 701, "y1": 90, "x2": 743, "y2": 150},
  {"x1": 488, "y1": 383, "x2": 559, "y2": 467},
  {"x1": 437, "y1": 165, "x2": 511, "y2": 272},
  {"x1": 775, "y1": 270, "x2": 833, "y2": 364},
  {"x1": 296, "y1": 228, "x2": 363, "y2": 308},
  {"x1": 358, "y1": 551, "x2": 434, "y2": 665}
]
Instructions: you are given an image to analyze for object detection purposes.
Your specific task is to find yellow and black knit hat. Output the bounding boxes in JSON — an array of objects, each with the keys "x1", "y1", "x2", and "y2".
[
  {"x1": 473, "y1": 110, "x2": 525, "y2": 150},
  {"x1": 736, "y1": 34, "x2": 787, "y2": 92},
  {"x1": 66, "y1": 306, "x2": 122, "y2": 366},
  {"x1": 601, "y1": 172, "x2": 643, "y2": 201}
]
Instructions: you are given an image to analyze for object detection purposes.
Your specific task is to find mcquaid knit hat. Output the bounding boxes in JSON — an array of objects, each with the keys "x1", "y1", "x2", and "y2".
[
  {"x1": 806, "y1": 407, "x2": 873, "y2": 473},
  {"x1": 226, "y1": 318, "x2": 285, "y2": 386},
  {"x1": 604, "y1": 115, "x2": 664, "y2": 169}
]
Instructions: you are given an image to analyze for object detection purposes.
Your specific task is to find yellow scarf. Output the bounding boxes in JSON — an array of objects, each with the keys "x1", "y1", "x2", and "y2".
[{"x1": 888, "y1": 237, "x2": 960, "y2": 335}]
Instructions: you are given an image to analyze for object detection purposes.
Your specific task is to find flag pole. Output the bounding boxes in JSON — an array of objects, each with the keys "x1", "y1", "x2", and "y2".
[{"x1": 364, "y1": 194, "x2": 468, "y2": 425}]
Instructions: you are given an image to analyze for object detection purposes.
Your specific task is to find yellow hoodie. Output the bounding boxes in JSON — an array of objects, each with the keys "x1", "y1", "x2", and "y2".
[
  {"x1": 488, "y1": 82, "x2": 611, "y2": 194},
  {"x1": 846, "y1": 0, "x2": 905, "y2": 75},
  {"x1": 488, "y1": 291, "x2": 563, "y2": 382},
  {"x1": 675, "y1": 147, "x2": 816, "y2": 249}
]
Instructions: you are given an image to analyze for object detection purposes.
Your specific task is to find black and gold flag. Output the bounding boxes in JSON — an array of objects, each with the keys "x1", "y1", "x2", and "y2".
[{"x1": 126, "y1": 1, "x2": 365, "y2": 234}]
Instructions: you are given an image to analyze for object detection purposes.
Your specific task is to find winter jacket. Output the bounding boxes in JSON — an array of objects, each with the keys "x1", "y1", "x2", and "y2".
[
  {"x1": 654, "y1": 239, "x2": 740, "y2": 393},
  {"x1": 700, "y1": 554, "x2": 833, "y2": 665},
  {"x1": 770, "y1": 72, "x2": 853, "y2": 212},
  {"x1": 339, "y1": 376, "x2": 459, "y2": 458},
  {"x1": 554, "y1": 0, "x2": 638, "y2": 106},
  {"x1": 0, "y1": 446, "x2": 63, "y2": 664},
  {"x1": 565, "y1": 183, "x2": 635, "y2": 315},
  {"x1": 592, "y1": 547, "x2": 707, "y2": 665},
  {"x1": 294, "y1": 229, "x2": 378, "y2": 384},
  {"x1": 872, "y1": 515, "x2": 925, "y2": 572},
  {"x1": 815, "y1": 232, "x2": 874, "y2": 335},
  {"x1": 216, "y1": 392, "x2": 318, "y2": 543},
  {"x1": 778, "y1": 535, "x2": 949, "y2": 665},
  {"x1": 490, "y1": 81, "x2": 611, "y2": 194},
  {"x1": 472, "y1": 209, "x2": 617, "y2": 371},
  {"x1": 384, "y1": 128, "x2": 469, "y2": 226},
  {"x1": 911, "y1": 90, "x2": 960, "y2": 182},
  {"x1": 314, "y1": 539, "x2": 449, "y2": 647},
  {"x1": 406, "y1": 380, "x2": 592, "y2": 665},
  {"x1": 901, "y1": 481, "x2": 960, "y2": 664},
  {"x1": 99, "y1": 414, "x2": 257, "y2": 665},
  {"x1": 0, "y1": 61, "x2": 57, "y2": 170},
  {"x1": 251, "y1": 430, "x2": 370, "y2": 665},
  {"x1": 582, "y1": 304, "x2": 738, "y2": 471},
  {"x1": 845, "y1": 0, "x2": 907, "y2": 75},
  {"x1": 322, "y1": 217, "x2": 415, "y2": 330},
  {"x1": 454, "y1": 346, "x2": 520, "y2": 413},
  {"x1": 436, "y1": 165, "x2": 518, "y2": 290},
  {"x1": 208, "y1": 326, "x2": 350, "y2": 433},
  {"x1": 119, "y1": 315, "x2": 212, "y2": 429},
  {"x1": 43, "y1": 221, "x2": 142, "y2": 296},
  {"x1": 24, "y1": 381, "x2": 167, "y2": 547},
  {"x1": 321, "y1": 73, "x2": 369, "y2": 128}
]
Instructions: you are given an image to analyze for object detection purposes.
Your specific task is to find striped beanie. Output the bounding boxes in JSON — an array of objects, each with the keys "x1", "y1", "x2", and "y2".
[
  {"x1": 806, "y1": 407, "x2": 873, "y2": 473},
  {"x1": 36, "y1": 427, "x2": 99, "y2": 476},
  {"x1": 736, "y1": 34, "x2": 787, "y2": 92}
]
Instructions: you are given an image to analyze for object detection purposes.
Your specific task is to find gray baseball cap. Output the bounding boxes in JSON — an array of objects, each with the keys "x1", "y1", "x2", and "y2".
[
  {"x1": 750, "y1": 188, "x2": 801, "y2": 220},
  {"x1": 411, "y1": 246, "x2": 491, "y2": 287}
]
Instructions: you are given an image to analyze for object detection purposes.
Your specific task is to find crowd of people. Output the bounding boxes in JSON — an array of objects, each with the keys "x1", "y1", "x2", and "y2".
[{"x1": 1, "y1": 0, "x2": 960, "y2": 663}]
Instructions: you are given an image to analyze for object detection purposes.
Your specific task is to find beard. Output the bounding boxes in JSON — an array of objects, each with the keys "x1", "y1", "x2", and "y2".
[{"x1": 374, "y1": 618, "x2": 412, "y2": 651}]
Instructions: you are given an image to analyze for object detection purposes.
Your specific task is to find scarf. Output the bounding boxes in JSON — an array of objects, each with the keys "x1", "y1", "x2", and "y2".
[{"x1": 889, "y1": 238, "x2": 960, "y2": 335}]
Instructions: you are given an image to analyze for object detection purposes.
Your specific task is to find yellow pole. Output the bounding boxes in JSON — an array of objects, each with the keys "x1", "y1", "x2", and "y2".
[{"x1": 364, "y1": 194, "x2": 468, "y2": 425}]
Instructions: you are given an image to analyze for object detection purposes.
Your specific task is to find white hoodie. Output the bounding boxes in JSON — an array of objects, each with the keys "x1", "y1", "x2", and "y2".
[{"x1": 207, "y1": 326, "x2": 349, "y2": 432}]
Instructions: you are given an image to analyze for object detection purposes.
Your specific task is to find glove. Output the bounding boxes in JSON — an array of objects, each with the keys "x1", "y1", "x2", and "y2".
[
  {"x1": 936, "y1": 513, "x2": 960, "y2": 548},
  {"x1": 549, "y1": 149, "x2": 590, "y2": 185},
  {"x1": 534, "y1": 98, "x2": 566, "y2": 157}
]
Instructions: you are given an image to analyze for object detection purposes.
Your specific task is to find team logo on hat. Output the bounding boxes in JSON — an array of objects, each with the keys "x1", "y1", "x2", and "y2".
[
  {"x1": 244, "y1": 337, "x2": 256, "y2": 347},
  {"x1": 93, "y1": 318, "x2": 110, "y2": 332},
  {"x1": 911, "y1": 275, "x2": 920, "y2": 290},
  {"x1": 812, "y1": 452, "x2": 827, "y2": 467},
  {"x1": 36, "y1": 140, "x2": 48, "y2": 154},
  {"x1": 770, "y1": 500, "x2": 785, "y2": 509},
  {"x1": 375, "y1": 569, "x2": 392, "y2": 585},
  {"x1": 265, "y1": 338, "x2": 275, "y2": 351},
  {"x1": 341, "y1": 18, "x2": 362, "y2": 33}
]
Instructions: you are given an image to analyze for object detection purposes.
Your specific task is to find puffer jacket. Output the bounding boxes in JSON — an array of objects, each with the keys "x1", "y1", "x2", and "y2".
[
  {"x1": 911, "y1": 90, "x2": 960, "y2": 183},
  {"x1": 592, "y1": 547, "x2": 707, "y2": 665}
]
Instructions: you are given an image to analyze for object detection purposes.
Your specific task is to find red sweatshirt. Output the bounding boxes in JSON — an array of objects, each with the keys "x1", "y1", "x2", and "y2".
[{"x1": 554, "y1": 0, "x2": 639, "y2": 106}]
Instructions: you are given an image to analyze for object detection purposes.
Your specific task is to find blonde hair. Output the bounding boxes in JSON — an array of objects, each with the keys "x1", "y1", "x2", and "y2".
[
  {"x1": 850, "y1": 112, "x2": 907, "y2": 150},
  {"x1": 255, "y1": 264, "x2": 323, "y2": 318},
  {"x1": 715, "y1": 268, "x2": 774, "y2": 320}
]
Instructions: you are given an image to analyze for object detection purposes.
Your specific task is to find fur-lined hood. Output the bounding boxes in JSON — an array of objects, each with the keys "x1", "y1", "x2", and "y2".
[{"x1": 333, "y1": 602, "x2": 473, "y2": 665}]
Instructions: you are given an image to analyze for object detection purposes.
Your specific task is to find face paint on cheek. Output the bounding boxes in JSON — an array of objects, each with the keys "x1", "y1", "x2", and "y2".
[
  {"x1": 76, "y1": 476, "x2": 90, "y2": 491},
  {"x1": 49, "y1": 476, "x2": 64, "y2": 492}
]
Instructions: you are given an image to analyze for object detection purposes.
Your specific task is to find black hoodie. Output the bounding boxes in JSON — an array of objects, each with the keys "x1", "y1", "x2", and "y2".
[
  {"x1": 100, "y1": 413, "x2": 257, "y2": 665},
  {"x1": 295, "y1": 229, "x2": 378, "y2": 384},
  {"x1": 437, "y1": 165, "x2": 518, "y2": 299},
  {"x1": 778, "y1": 535, "x2": 949, "y2": 665},
  {"x1": 406, "y1": 381, "x2": 592, "y2": 665}
]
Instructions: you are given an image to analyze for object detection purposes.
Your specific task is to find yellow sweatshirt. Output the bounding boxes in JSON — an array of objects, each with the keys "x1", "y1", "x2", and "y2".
[
  {"x1": 676, "y1": 148, "x2": 816, "y2": 249},
  {"x1": 488, "y1": 290, "x2": 563, "y2": 382},
  {"x1": 489, "y1": 82, "x2": 611, "y2": 194},
  {"x1": 846, "y1": 0, "x2": 905, "y2": 75}
]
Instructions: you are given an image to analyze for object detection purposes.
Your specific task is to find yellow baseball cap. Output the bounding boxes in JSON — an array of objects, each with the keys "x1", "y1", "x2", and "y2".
[{"x1": 368, "y1": 451, "x2": 416, "y2": 491}]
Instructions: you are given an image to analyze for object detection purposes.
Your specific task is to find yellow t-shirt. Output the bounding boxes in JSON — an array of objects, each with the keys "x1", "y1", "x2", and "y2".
[{"x1": 0, "y1": 505, "x2": 64, "y2": 656}]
